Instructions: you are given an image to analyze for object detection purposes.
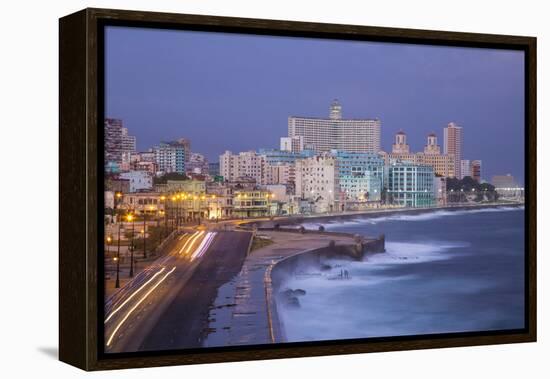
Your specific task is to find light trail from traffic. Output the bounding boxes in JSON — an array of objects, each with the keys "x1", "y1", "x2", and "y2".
[
  {"x1": 104, "y1": 267, "x2": 166, "y2": 323},
  {"x1": 190, "y1": 232, "x2": 216, "y2": 261},
  {"x1": 177, "y1": 231, "x2": 200, "y2": 255},
  {"x1": 184, "y1": 231, "x2": 205, "y2": 255},
  {"x1": 106, "y1": 266, "x2": 176, "y2": 347}
]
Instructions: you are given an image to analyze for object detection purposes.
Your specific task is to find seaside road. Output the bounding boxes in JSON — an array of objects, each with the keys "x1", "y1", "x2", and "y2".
[
  {"x1": 104, "y1": 230, "x2": 252, "y2": 353},
  {"x1": 138, "y1": 231, "x2": 253, "y2": 351},
  {"x1": 104, "y1": 230, "x2": 217, "y2": 352}
]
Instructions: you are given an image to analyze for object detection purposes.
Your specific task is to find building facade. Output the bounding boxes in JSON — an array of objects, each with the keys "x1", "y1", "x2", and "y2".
[
  {"x1": 233, "y1": 189, "x2": 273, "y2": 218},
  {"x1": 121, "y1": 127, "x2": 136, "y2": 155},
  {"x1": 295, "y1": 154, "x2": 338, "y2": 213},
  {"x1": 461, "y1": 159, "x2": 471, "y2": 178},
  {"x1": 333, "y1": 151, "x2": 384, "y2": 204},
  {"x1": 387, "y1": 162, "x2": 435, "y2": 207},
  {"x1": 119, "y1": 171, "x2": 153, "y2": 193},
  {"x1": 105, "y1": 118, "x2": 124, "y2": 166},
  {"x1": 444, "y1": 122, "x2": 463, "y2": 178},
  {"x1": 154, "y1": 141, "x2": 187, "y2": 174},
  {"x1": 287, "y1": 100, "x2": 381, "y2": 154},
  {"x1": 219, "y1": 150, "x2": 266, "y2": 184}
]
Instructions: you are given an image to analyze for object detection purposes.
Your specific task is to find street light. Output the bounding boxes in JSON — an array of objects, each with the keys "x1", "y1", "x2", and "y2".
[
  {"x1": 127, "y1": 213, "x2": 135, "y2": 277},
  {"x1": 106, "y1": 236, "x2": 112, "y2": 261},
  {"x1": 115, "y1": 222, "x2": 121, "y2": 288},
  {"x1": 142, "y1": 209, "x2": 148, "y2": 259}
]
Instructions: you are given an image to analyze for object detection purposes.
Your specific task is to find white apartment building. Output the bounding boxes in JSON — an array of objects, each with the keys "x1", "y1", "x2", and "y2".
[
  {"x1": 119, "y1": 170, "x2": 153, "y2": 193},
  {"x1": 295, "y1": 154, "x2": 338, "y2": 213},
  {"x1": 219, "y1": 151, "x2": 266, "y2": 184},
  {"x1": 287, "y1": 100, "x2": 381, "y2": 154}
]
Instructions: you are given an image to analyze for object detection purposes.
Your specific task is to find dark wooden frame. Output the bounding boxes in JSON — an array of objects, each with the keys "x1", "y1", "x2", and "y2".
[{"x1": 59, "y1": 7, "x2": 537, "y2": 371}]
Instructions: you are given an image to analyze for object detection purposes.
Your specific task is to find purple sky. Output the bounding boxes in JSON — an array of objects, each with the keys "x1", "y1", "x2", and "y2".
[{"x1": 105, "y1": 26, "x2": 525, "y2": 183}]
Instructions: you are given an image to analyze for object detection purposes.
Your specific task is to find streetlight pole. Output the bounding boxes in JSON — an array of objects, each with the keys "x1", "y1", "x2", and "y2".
[
  {"x1": 143, "y1": 210, "x2": 147, "y2": 259},
  {"x1": 128, "y1": 213, "x2": 135, "y2": 278},
  {"x1": 115, "y1": 222, "x2": 121, "y2": 288}
]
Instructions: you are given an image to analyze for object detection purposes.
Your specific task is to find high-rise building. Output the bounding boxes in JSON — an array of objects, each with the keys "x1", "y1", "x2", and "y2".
[
  {"x1": 387, "y1": 162, "x2": 435, "y2": 208},
  {"x1": 461, "y1": 159, "x2": 471, "y2": 179},
  {"x1": 104, "y1": 118, "x2": 123, "y2": 165},
  {"x1": 154, "y1": 141, "x2": 187, "y2": 174},
  {"x1": 392, "y1": 130, "x2": 410, "y2": 154},
  {"x1": 287, "y1": 100, "x2": 381, "y2": 154},
  {"x1": 470, "y1": 160, "x2": 482, "y2": 182},
  {"x1": 444, "y1": 122, "x2": 463, "y2": 178}
]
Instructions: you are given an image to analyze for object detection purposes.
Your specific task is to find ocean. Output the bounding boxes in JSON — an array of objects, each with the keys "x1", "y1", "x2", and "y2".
[{"x1": 277, "y1": 207, "x2": 526, "y2": 342}]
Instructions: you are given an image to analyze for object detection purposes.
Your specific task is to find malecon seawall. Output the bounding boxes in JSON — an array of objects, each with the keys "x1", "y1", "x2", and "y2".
[{"x1": 265, "y1": 231, "x2": 385, "y2": 343}]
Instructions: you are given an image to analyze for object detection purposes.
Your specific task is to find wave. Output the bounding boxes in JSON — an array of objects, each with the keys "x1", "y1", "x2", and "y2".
[{"x1": 307, "y1": 206, "x2": 523, "y2": 229}]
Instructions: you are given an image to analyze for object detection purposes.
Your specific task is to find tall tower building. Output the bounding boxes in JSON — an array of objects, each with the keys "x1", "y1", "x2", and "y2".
[
  {"x1": 444, "y1": 122, "x2": 463, "y2": 178},
  {"x1": 424, "y1": 133, "x2": 441, "y2": 155},
  {"x1": 392, "y1": 130, "x2": 410, "y2": 154}
]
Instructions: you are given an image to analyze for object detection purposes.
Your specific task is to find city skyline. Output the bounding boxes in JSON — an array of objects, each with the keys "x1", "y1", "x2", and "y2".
[{"x1": 105, "y1": 26, "x2": 525, "y2": 183}]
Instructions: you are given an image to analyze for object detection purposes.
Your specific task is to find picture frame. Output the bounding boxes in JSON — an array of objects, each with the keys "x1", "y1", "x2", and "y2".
[{"x1": 59, "y1": 7, "x2": 536, "y2": 371}]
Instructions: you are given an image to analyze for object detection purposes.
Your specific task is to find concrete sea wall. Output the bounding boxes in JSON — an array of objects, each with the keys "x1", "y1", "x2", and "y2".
[{"x1": 266, "y1": 235, "x2": 385, "y2": 343}]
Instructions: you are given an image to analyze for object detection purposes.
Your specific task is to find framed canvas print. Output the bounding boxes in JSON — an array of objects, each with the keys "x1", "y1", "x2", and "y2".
[{"x1": 59, "y1": 8, "x2": 536, "y2": 371}]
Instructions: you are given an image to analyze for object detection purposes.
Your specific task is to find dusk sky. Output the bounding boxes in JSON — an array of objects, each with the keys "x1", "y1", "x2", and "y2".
[{"x1": 105, "y1": 26, "x2": 525, "y2": 183}]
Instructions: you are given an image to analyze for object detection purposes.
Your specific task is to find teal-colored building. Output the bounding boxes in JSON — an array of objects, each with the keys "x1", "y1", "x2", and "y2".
[
  {"x1": 387, "y1": 162, "x2": 435, "y2": 207},
  {"x1": 333, "y1": 151, "x2": 384, "y2": 202}
]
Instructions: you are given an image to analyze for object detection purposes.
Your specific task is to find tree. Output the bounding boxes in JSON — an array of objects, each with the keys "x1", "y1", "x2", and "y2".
[
  {"x1": 446, "y1": 176, "x2": 498, "y2": 203},
  {"x1": 153, "y1": 172, "x2": 188, "y2": 185}
]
